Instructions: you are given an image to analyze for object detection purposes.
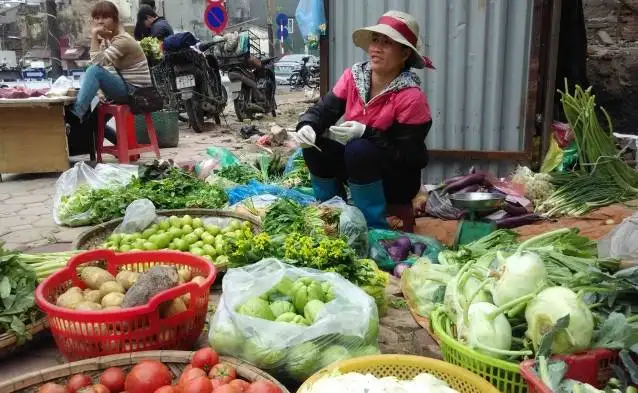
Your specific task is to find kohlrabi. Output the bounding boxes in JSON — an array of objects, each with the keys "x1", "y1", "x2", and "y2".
[
  {"x1": 525, "y1": 286, "x2": 595, "y2": 354},
  {"x1": 444, "y1": 262, "x2": 492, "y2": 338},
  {"x1": 490, "y1": 247, "x2": 547, "y2": 308}
]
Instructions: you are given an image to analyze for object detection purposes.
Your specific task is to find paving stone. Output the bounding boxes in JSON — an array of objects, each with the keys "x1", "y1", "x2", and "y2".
[
  {"x1": 32, "y1": 217, "x2": 57, "y2": 228},
  {"x1": 7, "y1": 193, "x2": 51, "y2": 205},
  {"x1": 0, "y1": 203, "x2": 23, "y2": 215},
  {"x1": 54, "y1": 227, "x2": 86, "y2": 243},
  {"x1": 0, "y1": 228, "x2": 45, "y2": 244},
  {"x1": 0, "y1": 215, "x2": 37, "y2": 228},
  {"x1": 0, "y1": 193, "x2": 10, "y2": 201},
  {"x1": 24, "y1": 204, "x2": 50, "y2": 216}
]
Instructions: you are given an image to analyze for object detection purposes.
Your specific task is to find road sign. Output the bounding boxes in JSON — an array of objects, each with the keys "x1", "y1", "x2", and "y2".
[
  {"x1": 204, "y1": 2, "x2": 228, "y2": 33},
  {"x1": 276, "y1": 26, "x2": 289, "y2": 40},
  {"x1": 276, "y1": 12, "x2": 288, "y2": 26}
]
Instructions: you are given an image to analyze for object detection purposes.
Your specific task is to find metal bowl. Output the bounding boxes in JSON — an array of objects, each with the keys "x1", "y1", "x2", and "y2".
[{"x1": 449, "y1": 192, "x2": 506, "y2": 212}]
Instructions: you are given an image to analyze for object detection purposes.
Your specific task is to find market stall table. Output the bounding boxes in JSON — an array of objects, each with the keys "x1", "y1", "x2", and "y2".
[{"x1": 0, "y1": 96, "x2": 75, "y2": 177}]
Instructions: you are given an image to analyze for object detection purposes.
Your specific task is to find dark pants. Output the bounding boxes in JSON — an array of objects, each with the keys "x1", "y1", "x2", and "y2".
[{"x1": 302, "y1": 137, "x2": 422, "y2": 204}]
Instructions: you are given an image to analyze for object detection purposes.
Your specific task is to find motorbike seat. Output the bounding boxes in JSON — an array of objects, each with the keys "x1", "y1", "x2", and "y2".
[{"x1": 260, "y1": 56, "x2": 276, "y2": 65}]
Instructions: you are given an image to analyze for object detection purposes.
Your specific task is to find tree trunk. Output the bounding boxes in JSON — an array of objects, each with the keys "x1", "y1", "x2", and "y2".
[{"x1": 46, "y1": 0, "x2": 63, "y2": 80}]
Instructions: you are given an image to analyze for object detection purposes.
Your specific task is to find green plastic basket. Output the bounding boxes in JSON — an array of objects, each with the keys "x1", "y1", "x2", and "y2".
[{"x1": 430, "y1": 309, "x2": 528, "y2": 393}]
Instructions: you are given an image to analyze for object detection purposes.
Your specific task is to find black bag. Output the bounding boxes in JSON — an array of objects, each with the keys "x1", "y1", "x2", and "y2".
[{"x1": 115, "y1": 69, "x2": 164, "y2": 115}]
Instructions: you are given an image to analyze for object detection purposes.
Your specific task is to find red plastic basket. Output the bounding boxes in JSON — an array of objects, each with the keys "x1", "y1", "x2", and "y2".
[
  {"x1": 520, "y1": 349, "x2": 619, "y2": 393},
  {"x1": 35, "y1": 249, "x2": 217, "y2": 361}
]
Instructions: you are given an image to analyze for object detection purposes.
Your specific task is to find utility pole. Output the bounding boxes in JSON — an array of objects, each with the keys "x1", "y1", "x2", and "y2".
[
  {"x1": 266, "y1": 0, "x2": 274, "y2": 57},
  {"x1": 46, "y1": 0, "x2": 63, "y2": 79}
]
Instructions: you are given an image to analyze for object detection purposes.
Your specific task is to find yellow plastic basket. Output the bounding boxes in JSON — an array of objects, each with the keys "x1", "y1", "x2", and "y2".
[
  {"x1": 430, "y1": 309, "x2": 528, "y2": 393},
  {"x1": 297, "y1": 354, "x2": 499, "y2": 393}
]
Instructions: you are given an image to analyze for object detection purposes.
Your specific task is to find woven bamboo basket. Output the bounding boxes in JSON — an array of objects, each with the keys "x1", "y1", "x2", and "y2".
[
  {"x1": 0, "y1": 351, "x2": 290, "y2": 393},
  {"x1": 73, "y1": 209, "x2": 262, "y2": 251},
  {"x1": 0, "y1": 318, "x2": 49, "y2": 358},
  {"x1": 400, "y1": 274, "x2": 441, "y2": 345}
]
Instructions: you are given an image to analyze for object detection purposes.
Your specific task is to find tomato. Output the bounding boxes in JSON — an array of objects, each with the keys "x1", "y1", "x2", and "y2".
[
  {"x1": 181, "y1": 376, "x2": 212, "y2": 393},
  {"x1": 190, "y1": 348, "x2": 219, "y2": 372},
  {"x1": 124, "y1": 360, "x2": 172, "y2": 393},
  {"x1": 208, "y1": 363, "x2": 236, "y2": 384},
  {"x1": 154, "y1": 386, "x2": 178, "y2": 393},
  {"x1": 245, "y1": 381, "x2": 280, "y2": 393},
  {"x1": 179, "y1": 367, "x2": 206, "y2": 387},
  {"x1": 227, "y1": 380, "x2": 250, "y2": 393},
  {"x1": 67, "y1": 374, "x2": 93, "y2": 393},
  {"x1": 92, "y1": 384, "x2": 111, "y2": 393},
  {"x1": 38, "y1": 383, "x2": 69, "y2": 393},
  {"x1": 210, "y1": 379, "x2": 226, "y2": 391},
  {"x1": 76, "y1": 388, "x2": 98, "y2": 393},
  {"x1": 99, "y1": 367, "x2": 126, "y2": 393},
  {"x1": 213, "y1": 385, "x2": 239, "y2": 393}
]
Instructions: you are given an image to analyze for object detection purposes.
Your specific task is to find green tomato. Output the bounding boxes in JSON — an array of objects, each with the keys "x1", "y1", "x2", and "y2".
[
  {"x1": 169, "y1": 215, "x2": 181, "y2": 227},
  {"x1": 167, "y1": 242, "x2": 177, "y2": 250},
  {"x1": 143, "y1": 241, "x2": 158, "y2": 250},
  {"x1": 174, "y1": 239, "x2": 188, "y2": 251},
  {"x1": 181, "y1": 224, "x2": 194, "y2": 235},
  {"x1": 215, "y1": 255, "x2": 230, "y2": 266},
  {"x1": 119, "y1": 244, "x2": 132, "y2": 252},
  {"x1": 242, "y1": 221, "x2": 252, "y2": 230},
  {"x1": 184, "y1": 233, "x2": 198, "y2": 245},
  {"x1": 192, "y1": 217, "x2": 204, "y2": 228},
  {"x1": 159, "y1": 220, "x2": 171, "y2": 231},
  {"x1": 110, "y1": 233, "x2": 122, "y2": 244},
  {"x1": 129, "y1": 233, "x2": 141, "y2": 241},
  {"x1": 130, "y1": 248, "x2": 142, "y2": 251},
  {"x1": 202, "y1": 244, "x2": 216, "y2": 256},
  {"x1": 142, "y1": 227, "x2": 156, "y2": 239},
  {"x1": 157, "y1": 233, "x2": 171, "y2": 248},
  {"x1": 221, "y1": 225, "x2": 234, "y2": 234},
  {"x1": 168, "y1": 226, "x2": 182, "y2": 238},
  {"x1": 134, "y1": 239, "x2": 146, "y2": 249},
  {"x1": 203, "y1": 255, "x2": 213, "y2": 262},
  {"x1": 190, "y1": 247, "x2": 204, "y2": 256},
  {"x1": 182, "y1": 215, "x2": 193, "y2": 226},
  {"x1": 215, "y1": 244, "x2": 225, "y2": 255},
  {"x1": 148, "y1": 234, "x2": 161, "y2": 244},
  {"x1": 203, "y1": 235, "x2": 215, "y2": 245},
  {"x1": 206, "y1": 225, "x2": 221, "y2": 236},
  {"x1": 149, "y1": 224, "x2": 159, "y2": 232},
  {"x1": 193, "y1": 228, "x2": 205, "y2": 238}
]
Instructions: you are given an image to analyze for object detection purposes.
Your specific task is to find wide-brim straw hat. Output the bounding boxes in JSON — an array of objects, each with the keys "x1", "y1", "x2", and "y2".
[{"x1": 352, "y1": 10, "x2": 434, "y2": 70}]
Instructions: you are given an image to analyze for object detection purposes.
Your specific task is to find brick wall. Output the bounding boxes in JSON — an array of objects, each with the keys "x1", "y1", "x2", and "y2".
[{"x1": 584, "y1": 0, "x2": 638, "y2": 134}]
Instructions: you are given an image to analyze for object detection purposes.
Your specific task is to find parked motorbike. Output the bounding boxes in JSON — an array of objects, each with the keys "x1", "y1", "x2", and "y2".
[
  {"x1": 288, "y1": 56, "x2": 319, "y2": 89},
  {"x1": 219, "y1": 53, "x2": 278, "y2": 122},
  {"x1": 154, "y1": 40, "x2": 227, "y2": 133}
]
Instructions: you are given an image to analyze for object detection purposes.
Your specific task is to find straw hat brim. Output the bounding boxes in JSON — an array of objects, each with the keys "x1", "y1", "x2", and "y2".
[{"x1": 352, "y1": 25, "x2": 426, "y2": 69}]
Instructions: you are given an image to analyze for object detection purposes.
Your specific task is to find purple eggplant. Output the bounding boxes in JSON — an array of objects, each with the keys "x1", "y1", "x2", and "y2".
[
  {"x1": 494, "y1": 213, "x2": 543, "y2": 229},
  {"x1": 393, "y1": 263, "x2": 410, "y2": 278},
  {"x1": 411, "y1": 242, "x2": 427, "y2": 256},
  {"x1": 503, "y1": 200, "x2": 528, "y2": 216},
  {"x1": 456, "y1": 184, "x2": 481, "y2": 194},
  {"x1": 387, "y1": 245, "x2": 409, "y2": 262},
  {"x1": 442, "y1": 173, "x2": 486, "y2": 194},
  {"x1": 443, "y1": 174, "x2": 466, "y2": 186},
  {"x1": 395, "y1": 236, "x2": 412, "y2": 250}
]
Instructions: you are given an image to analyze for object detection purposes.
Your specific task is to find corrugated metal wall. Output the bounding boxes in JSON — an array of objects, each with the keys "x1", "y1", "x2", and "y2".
[{"x1": 328, "y1": 0, "x2": 535, "y2": 183}]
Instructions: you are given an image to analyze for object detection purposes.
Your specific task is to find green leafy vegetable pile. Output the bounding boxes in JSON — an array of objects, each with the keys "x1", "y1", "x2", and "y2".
[
  {"x1": 215, "y1": 163, "x2": 263, "y2": 185},
  {"x1": 0, "y1": 245, "x2": 40, "y2": 344},
  {"x1": 280, "y1": 154, "x2": 312, "y2": 188},
  {"x1": 140, "y1": 37, "x2": 162, "y2": 61},
  {"x1": 57, "y1": 165, "x2": 228, "y2": 227}
]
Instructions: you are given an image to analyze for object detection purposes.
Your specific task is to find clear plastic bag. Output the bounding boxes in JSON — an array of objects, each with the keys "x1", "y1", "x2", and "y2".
[
  {"x1": 113, "y1": 199, "x2": 157, "y2": 234},
  {"x1": 402, "y1": 258, "x2": 459, "y2": 317},
  {"x1": 53, "y1": 162, "x2": 138, "y2": 226},
  {"x1": 206, "y1": 146, "x2": 240, "y2": 168},
  {"x1": 319, "y1": 197, "x2": 368, "y2": 258},
  {"x1": 295, "y1": 0, "x2": 327, "y2": 42},
  {"x1": 226, "y1": 180, "x2": 316, "y2": 206},
  {"x1": 209, "y1": 259, "x2": 380, "y2": 381},
  {"x1": 598, "y1": 213, "x2": 638, "y2": 261},
  {"x1": 368, "y1": 229, "x2": 445, "y2": 271}
]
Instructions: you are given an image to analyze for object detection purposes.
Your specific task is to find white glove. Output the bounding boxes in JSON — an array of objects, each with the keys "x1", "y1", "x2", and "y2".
[
  {"x1": 328, "y1": 121, "x2": 366, "y2": 145},
  {"x1": 294, "y1": 125, "x2": 317, "y2": 149}
]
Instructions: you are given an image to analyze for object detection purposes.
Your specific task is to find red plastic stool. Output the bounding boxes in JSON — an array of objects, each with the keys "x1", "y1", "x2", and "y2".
[{"x1": 96, "y1": 103, "x2": 160, "y2": 164}]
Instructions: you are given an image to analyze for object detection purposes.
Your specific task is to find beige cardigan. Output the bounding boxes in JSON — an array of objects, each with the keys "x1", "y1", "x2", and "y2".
[{"x1": 90, "y1": 31, "x2": 152, "y2": 87}]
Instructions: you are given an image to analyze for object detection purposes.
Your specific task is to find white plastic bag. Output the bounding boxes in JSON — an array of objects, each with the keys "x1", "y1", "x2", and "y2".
[
  {"x1": 53, "y1": 162, "x2": 138, "y2": 226},
  {"x1": 319, "y1": 197, "x2": 369, "y2": 257},
  {"x1": 114, "y1": 199, "x2": 157, "y2": 234},
  {"x1": 47, "y1": 76, "x2": 74, "y2": 97},
  {"x1": 209, "y1": 259, "x2": 379, "y2": 381},
  {"x1": 598, "y1": 213, "x2": 638, "y2": 261}
]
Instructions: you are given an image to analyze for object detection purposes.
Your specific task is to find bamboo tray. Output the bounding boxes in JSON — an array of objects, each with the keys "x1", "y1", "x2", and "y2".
[
  {"x1": 73, "y1": 209, "x2": 261, "y2": 251},
  {"x1": 400, "y1": 275, "x2": 441, "y2": 345},
  {"x1": 0, "y1": 318, "x2": 49, "y2": 359},
  {"x1": 0, "y1": 351, "x2": 290, "y2": 393}
]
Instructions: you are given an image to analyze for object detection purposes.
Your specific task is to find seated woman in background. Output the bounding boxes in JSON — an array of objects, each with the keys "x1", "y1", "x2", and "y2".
[{"x1": 67, "y1": 0, "x2": 152, "y2": 143}]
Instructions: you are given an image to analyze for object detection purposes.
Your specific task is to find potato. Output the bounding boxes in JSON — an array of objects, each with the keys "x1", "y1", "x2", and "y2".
[
  {"x1": 103, "y1": 306, "x2": 122, "y2": 311},
  {"x1": 83, "y1": 289, "x2": 103, "y2": 304},
  {"x1": 191, "y1": 276, "x2": 206, "y2": 286},
  {"x1": 116, "y1": 270, "x2": 139, "y2": 290},
  {"x1": 160, "y1": 298, "x2": 187, "y2": 318},
  {"x1": 101, "y1": 292, "x2": 125, "y2": 308},
  {"x1": 75, "y1": 301, "x2": 103, "y2": 311},
  {"x1": 178, "y1": 268, "x2": 192, "y2": 283},
  {"x1": 57, "y1": 287, "x2": 85, "y2": 309},
  {"x1": 99, "y1": 281, "x2": 125, "y2": 297},
  {"x1": 80, "y1": 266, "x2": 116, "y2": 290},
  {"x1": 181, "y1": 293, "x2": 191, "y2": 307}
]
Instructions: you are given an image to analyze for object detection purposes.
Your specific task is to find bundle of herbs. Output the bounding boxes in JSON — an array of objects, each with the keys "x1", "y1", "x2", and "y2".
[
  {"x1": 261, "y1": 198, "x2": 342, "y2": 237},
  {"x1": 537, "y1": 82, "x2": 638, "y2": 217}
]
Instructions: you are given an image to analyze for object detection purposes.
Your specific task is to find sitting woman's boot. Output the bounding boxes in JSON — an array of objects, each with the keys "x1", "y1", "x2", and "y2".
[
  {"x1": 311, "y1": 175, "x2": 343, "y2": 202},
  {"x1": 349, "y1": 180, "x2": 390, "y2": 229}
]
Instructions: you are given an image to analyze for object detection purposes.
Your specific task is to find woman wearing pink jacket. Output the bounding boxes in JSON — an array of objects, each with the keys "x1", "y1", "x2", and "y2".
[{"x1": 294, "y1": 11, "x2": 433, "y2": 232}]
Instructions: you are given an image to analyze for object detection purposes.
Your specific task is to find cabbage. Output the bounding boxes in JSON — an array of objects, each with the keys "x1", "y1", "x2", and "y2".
[
  {"x1": 491, "y1": 250, "x2": 547, "y2": 307},
  {"x1": 270, "y1": 300, "x2": 295, "y2": 319},
  {"x1": 525, "y1": 286, "x2": 594, "y2": 354},
  {"x1": 237, "y1": 297, "x2": 275, "y2": 321},
  {"x1": 405, "y1": 259, "x2": 458, "y2": 317}
]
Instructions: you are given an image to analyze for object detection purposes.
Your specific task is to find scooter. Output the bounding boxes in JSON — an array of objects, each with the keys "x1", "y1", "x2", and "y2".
[
  {"x1": 156, "y1": 40, "x2": 227, "y2": 133},
  {"x1": 288, "y1": 56, "x2": 319, "y2": 89}
]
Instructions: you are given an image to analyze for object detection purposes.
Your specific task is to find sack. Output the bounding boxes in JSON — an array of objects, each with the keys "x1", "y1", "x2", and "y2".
[
  {"x1": 53, "y1": 162, "x2": 138, "y2": 226},
  {"x1": 319, "y1": 197, "x2": 369, "y2": 258},
  {"x1": 209, "y1": 259, "x2": 379, "y2": 381},
  {"x1": 598, "y1": 213, "x2": 638, "y2": 261},
  {"x1": 368, "y1": 229, "x2": 444, "y2": 271}
]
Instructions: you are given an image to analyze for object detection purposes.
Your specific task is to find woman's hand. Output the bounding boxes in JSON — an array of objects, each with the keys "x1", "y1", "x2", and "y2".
[
  {"x1": 328, "y1": 121, "x2": 366, "y2": 145},
  {"x1": 92, "y1": 25, "x2": 112, "y2": 39},
  {"x1": 294, "y1": 125, "x2": 317, "y2": 148}
]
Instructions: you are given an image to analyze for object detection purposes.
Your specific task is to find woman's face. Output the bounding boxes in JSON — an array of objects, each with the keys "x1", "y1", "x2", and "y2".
[
  {"x1": 367, "y1": 33, "x2": 411, "y2": 75},
  {"x1": 93, "y1": 15, "x2": 116, "y2": 33}
]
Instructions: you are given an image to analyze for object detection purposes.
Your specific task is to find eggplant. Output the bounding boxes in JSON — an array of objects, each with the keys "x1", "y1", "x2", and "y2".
[
  {"x1": 442, "y1": 173, "x2": 486, "y2": 194},
  {"x1": 494, "y1": 213, "x2": 543, "y2": 229},
  {"x1": 387, "y1": 245, "x2": 409, "y2": 262},
  {"x1": 503, "y1": 200, "x2": 528, "y2": 216},
  {"x1": 395, "y1": 236, "x2": 412, "y2": 250},
  {"x1": 443, "y1": 174, "x2": 466, "y2": 186},
  {"x1": 456, "y1": 184, "x2": 481, "y2": 194},
  {"x1": 393, "y1": 263, "x2": 410, "y2": 278},
  {"x1": 411, "y1": 242, "x2": 427, "y2": 256}
]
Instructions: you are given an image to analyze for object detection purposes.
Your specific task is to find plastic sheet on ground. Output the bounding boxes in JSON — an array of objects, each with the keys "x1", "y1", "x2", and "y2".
[
  {"x1": 209, "y1": 259, "x2": 379, "y2": 382},
  {"x1": 226, "y1": 180, "x2": 316, "y2": 206}
]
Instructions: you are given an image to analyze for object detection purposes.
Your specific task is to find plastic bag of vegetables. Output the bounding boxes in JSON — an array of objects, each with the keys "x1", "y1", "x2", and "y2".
[
  {"x1": 403, "y1": 257, "x2": 458, "y2": 317},
  {"x1": 209, "y1": 259, "x2": 380, "y2": 381},
  {"x1": 368, "y1": 229, "x2": 444, "y2": 271},
  {"x1": 319, "y1": 197, "x2": 369, "y2": 258}
]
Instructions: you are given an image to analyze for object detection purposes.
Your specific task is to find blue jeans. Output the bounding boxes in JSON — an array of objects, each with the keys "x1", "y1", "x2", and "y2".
[{"x1": 72, "y1": 64, "x2": 130, "y2": 119}]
